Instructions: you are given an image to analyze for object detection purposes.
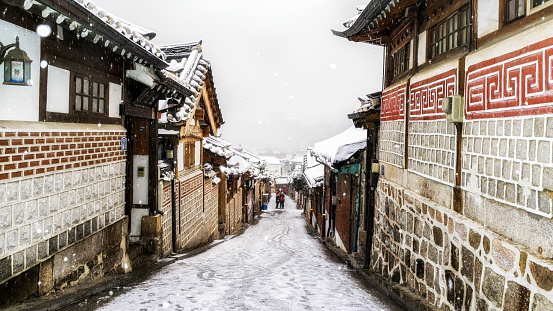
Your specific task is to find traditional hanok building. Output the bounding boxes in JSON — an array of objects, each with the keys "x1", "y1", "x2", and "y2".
[
  {"x1": 152, "y1": 41, "x2": 224, "y2": 254},
  {"x1": 347, "y1": 92, "x2": 381, "y2": 268},
  {"x1": 203, "y1": 137, "x2": 266, "y2": 234},
  {"x1": 334, "y1": 0, "x2": 553, "y2": 309},
  {"x1": 0, "y1": 0, "x2": 172, "y2": 305},
  {"x1": 312, "y1": 126, "x2": 367, "y2": 253}
]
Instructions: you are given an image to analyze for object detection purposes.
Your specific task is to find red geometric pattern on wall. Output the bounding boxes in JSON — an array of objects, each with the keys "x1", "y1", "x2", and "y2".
[
  {"x1": 466, "y1": 37, "x2": 553, "y2": 119},
  {"x1": 410, "y1": 69, "x2": 457, "y2": 120},
  {"x1": 381, "y1": 84, "x2": 407, "y2": 121}
]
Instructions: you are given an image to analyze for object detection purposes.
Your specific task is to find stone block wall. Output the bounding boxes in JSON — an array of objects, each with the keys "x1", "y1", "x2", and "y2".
[
  {"x1": 203, "y1": 179, "x2": 219, "y2": 242},
  {"x1": 160, "y1": 181, "x2": 173, "y2": 257},
  {"x1": 461, "y1": 116, "x2": 553, "y2": 218},
  {"x1": 371, "y1": 179, "x2": 553, "y2": 311},
  {"x1": 379, "y1": 121, "x2": 405, "y2": 168},
  {"x1": 226, "y1": 188, "x2": 243, "y2": 234},
  {"x1": 0, "y1": 124, "x2": 126, "y2": 285},
  {"x1": 408, "y1": 120, "x2": 457, "y2": 185},
  {"x1": 176, "y1": 169, "x2": 204, "y2": 251}
]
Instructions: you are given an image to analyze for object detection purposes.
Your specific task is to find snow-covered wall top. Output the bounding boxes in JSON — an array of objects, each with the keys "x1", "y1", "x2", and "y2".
[
  {"x1": 313, "y1": 126, "x2": 366, "y2": 167},
  {"x1": 304, "y1": 164, "x2": 324, "y2": 188}
]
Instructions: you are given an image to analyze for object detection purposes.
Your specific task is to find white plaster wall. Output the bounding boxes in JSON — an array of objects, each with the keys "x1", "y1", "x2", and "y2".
[
  {"x1": 410, "y1": 56, "x2": 460, "y2": 84},
  {"x1": 0, "y1": 20, "x2": 41, "y2": 122},
  {"x1": 178, "y1": 142, "x2": 184, "y2": 172},
  {"x1": 194, "y1": 140, "x2": 201, "y2": 166},
  {"x1": 46, "y1": 65, "x2": 70, "y2": 113},
  {"x1": 466, "y1": 18, "x2": 553, "y2": 67},
  {"x1": 418, "y1": 31, "x2": 427, "y2": 65},
  {"x1": 477, "y1": 0, "x2": 499, "y2": 38},
  {"x1": 132, "y1": 155, "x2": 149, "y2": 205},
  {"x1": 108, "y1": 82, "x2": 122, "y2": 118}
]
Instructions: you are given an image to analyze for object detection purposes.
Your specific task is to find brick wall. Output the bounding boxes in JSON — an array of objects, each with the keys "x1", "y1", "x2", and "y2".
[
  {"x1": 0, "y1": 123, "x2": 126, "y2": 284},
  {"x1": 372, "y1": 178, "x2": 553, "y2": 310}
]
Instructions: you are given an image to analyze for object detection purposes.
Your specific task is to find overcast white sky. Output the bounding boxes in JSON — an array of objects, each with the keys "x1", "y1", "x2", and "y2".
[{"x1": 93, "y1": 0, "x2": 384, "y2": 155}]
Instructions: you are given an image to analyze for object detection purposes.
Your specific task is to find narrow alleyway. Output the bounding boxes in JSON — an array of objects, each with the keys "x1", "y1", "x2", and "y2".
[{"x1": 72, "y1": 196, "x2": 406, "y2": 311}]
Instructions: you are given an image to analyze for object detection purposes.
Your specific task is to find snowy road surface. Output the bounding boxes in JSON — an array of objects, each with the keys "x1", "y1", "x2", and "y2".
[{"x1": 73, "y1": 196, "x2": 406, "y2": 310}]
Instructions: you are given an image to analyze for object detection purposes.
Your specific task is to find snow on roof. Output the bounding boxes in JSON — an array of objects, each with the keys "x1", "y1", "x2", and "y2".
[
  {"x1": 158, "y1": 128, "x2": 179, "y2": 136},
  {"x1": 304, "y1": 149, "x2": 319, "y2": 170},
  {"x1": 228, "y1": 154, "x2": 252, "y2": 173},
  {"x1": 205, "y1": 135, "x2": 231, "y2": 148},
  {"x1": 275, "y1": 177, "x2": 290, "y2": 185},
  {"x1": 159, "y1": 42, "x2": 211, "y2": 124},
  {"x1": 260, "y1": 156, "x2": 282, "y2": 165},
  {"x1": 304, "y1": 164, "x2": 324, "y2": 188},
  {"x1": 73, "y1": 0, "x2": 166, "y2": 61},
  {"x1": 342, "y1": 4, "x2": 368, "y2": 28},
  {"x1": 313, "y1": 126, "x2": 366, "y2": 167}
]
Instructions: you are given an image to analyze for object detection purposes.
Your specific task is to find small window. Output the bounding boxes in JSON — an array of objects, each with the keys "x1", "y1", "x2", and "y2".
[
  {"x1": 505, "y1": 0, "x2": 526, "y2": 22},
  {"x1": 392, "y1": 43, "x2": 410, "y2": 78},
  {"x1": 532, "y1": 0, "x2": 550, "y2": 8},
  {"x1": 430, "y1": 6, "x2": 470, "y2": 59},
  {"x1": 73, "y1": 74, "x2": 108, "y2": 114},
  {"x1": 182, "y1": 141, "x2": 196, "y2": 169}
]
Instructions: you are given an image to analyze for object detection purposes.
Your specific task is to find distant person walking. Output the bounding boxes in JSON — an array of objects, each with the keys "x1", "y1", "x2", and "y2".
[{"x1": 279, "y1": 191, "x2": 285, "y2": 209}]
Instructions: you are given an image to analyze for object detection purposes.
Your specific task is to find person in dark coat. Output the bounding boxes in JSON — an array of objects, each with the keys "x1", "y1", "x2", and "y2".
[
  {"x1": 279, "y1": 191, "x2": 285, "y2": 209},
  {"x1": 275, "y1": 189, "x2": 281, "y2": 208}
]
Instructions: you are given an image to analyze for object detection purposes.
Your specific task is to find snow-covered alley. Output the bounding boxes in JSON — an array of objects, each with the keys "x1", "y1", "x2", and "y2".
[{"x1": 69, "y1": 196, "x2": 406, "y2": 311}]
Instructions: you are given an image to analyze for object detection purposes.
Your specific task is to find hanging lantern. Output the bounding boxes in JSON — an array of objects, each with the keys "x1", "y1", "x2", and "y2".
[{"x1": 1, "y1": 36, "x2": 33, "y2": 86}]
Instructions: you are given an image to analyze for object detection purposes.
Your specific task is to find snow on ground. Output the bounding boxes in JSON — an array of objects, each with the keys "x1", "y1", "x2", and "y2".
[{"x1": 75, "y1": 196, "x2": 405, "y2": 311}]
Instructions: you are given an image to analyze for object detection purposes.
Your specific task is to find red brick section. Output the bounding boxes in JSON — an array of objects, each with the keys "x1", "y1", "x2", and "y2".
[
  {"x1": 410, "y1": 69, "x2": 457, "y2": 121},
  {"x1": 381, "y1": 84, "x2": 407, "y2": 122},
  {"x1": 466, "y1": 37, "x2": 553, "y2": 119},
  {"x1": 0, "y1": 130, "x2": 126, "y2": 180}
]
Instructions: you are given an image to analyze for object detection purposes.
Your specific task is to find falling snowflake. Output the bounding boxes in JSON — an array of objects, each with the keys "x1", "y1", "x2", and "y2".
[{"x1": 36, "y1": 24, "x2": 51, "y2": 37}]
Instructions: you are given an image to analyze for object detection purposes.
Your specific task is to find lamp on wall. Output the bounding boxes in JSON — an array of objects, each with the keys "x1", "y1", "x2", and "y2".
[{"x1": 1, "y1": 36, "x2": 33, "y2": 86}]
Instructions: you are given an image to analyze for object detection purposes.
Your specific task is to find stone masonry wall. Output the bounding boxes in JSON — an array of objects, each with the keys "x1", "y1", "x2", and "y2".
[
  {"x1": 461, "y1": 116, "x2": 553, "y2": 218},
  {"x1": 408, "y1": 120, "x2": 457, "y2": 185},
  {"x1": 0, "y1": 124, "x2": 126, "y2": 285},
  {"x1": 379, "y1": 120, "x2": 405, "y2": 168},
  {"x1": 372, "y1": 178, "x2": 553, "y2": 311}
]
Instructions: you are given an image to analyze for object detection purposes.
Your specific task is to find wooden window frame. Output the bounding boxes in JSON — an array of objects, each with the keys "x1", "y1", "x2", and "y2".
[
  {"x1": 392, "y1": 43, "x2": 410, "y2": 79},
  {"x1": 428, "y1": 5, "x2": 470, "y2": 60},
  {"x1": 503, "y1": 0, "x2": 527, "y2": 24},
  {"x1": 531, "y1": 0, "x2": 551, "y2": 9},
  {"x1": 182, "y1": 141, "x2": 196, "y2": 170},
  {"x1": 43, "y1": 56, "x2": 122, "y2": 125},
  {"x1": 71, "y1": 72, "x2": 109, "y2": 115}
]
